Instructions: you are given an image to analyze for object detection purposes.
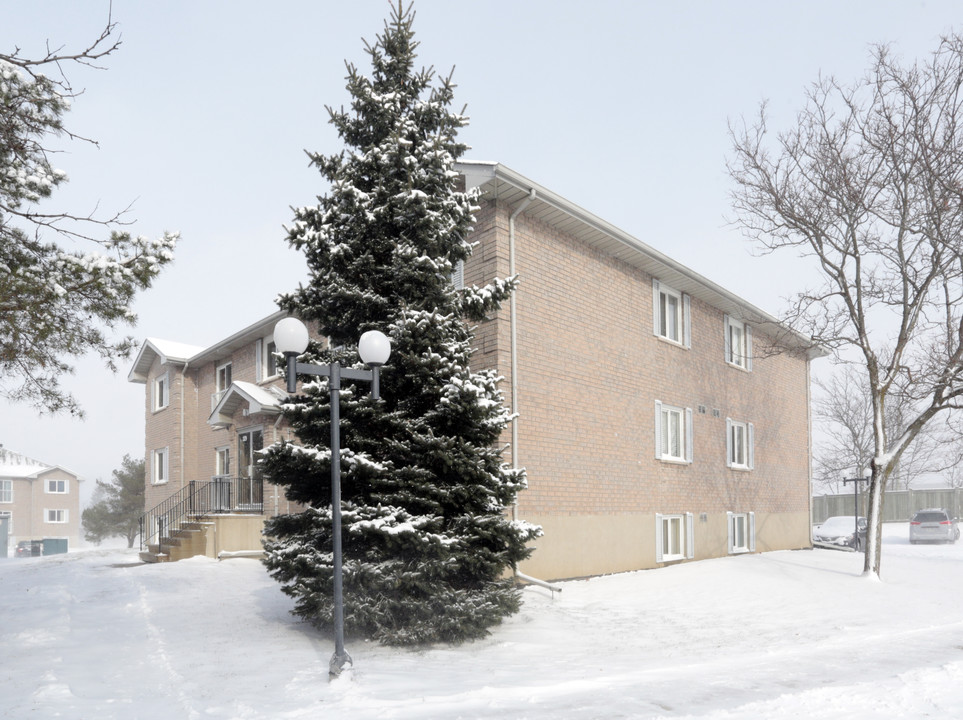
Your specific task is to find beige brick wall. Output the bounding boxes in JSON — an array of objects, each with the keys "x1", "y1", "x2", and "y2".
[
  {"x1": 465, "y1": 198, "x2": 813, "y2": 579},
  {"x1": 137, "y1": 196, "x2": 813, "y2": 577},
  {"x1": 143, "y1": 331, "x2": 305, "y2": 521},
  {"x1": 5, "y1": 469, "x2": 82, "y2": 546}
]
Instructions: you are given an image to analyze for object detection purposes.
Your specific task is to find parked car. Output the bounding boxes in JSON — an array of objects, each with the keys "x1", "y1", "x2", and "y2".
[
  {"x1": 909, "y1": 508, "x2": 960, "y2": 544},
  {"x1": 813, "y1": 515, "x2": 867, "y2": 550},
  {"x1": 15, "y1": 540, "x2": 42, "y2": 557}
]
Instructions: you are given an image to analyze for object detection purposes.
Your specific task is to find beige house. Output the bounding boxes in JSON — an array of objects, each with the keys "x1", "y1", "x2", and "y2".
[
  {"x1": 0, "y1": 446, "x2": 82, "y2": 553},
  {"x1": 130, "y1": 162, "x2": 820, "y2": 579}
]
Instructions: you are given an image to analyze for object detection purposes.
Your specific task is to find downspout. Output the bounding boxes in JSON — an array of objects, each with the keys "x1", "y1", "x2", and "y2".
[
  {"x1": 181, "y1": 362, "x2": 189, "y2": 491},
  {"x1": 508, "y1": 189, "x2": 560, "y2": 594},
  {"x1": 807, "y1": 355, "x2": 814, "y2": 546},
  {"x1": 509, "y1": 188, "x2": 536, "y2": 522}
]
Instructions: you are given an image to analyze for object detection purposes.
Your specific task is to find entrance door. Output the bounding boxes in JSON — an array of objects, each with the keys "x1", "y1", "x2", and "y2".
[{"x1": 237, "y1": 429, "x2": 264, "y2": 509}]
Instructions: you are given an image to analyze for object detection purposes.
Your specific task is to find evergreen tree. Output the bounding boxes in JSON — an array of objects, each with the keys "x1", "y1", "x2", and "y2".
[
  {"x1": 261, "y1": 2, "x2": 539, "y2": 646},
  {"x1": 1, "y1": 20, "x2": 178, "y2": 416},
  {"x1": 81, "y1": 455, "x2": 145, "y2": 548}
]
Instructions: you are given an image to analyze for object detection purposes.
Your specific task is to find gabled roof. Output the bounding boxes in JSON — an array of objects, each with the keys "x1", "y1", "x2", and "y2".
[
  {"x1": 128, "y1": 310, "x2": 289, "y2": 383},
  {"x1": 208, "y1": 381, "x2": 287, "y2": 428},
  {"x1": 128, "y1": 338, "x2": 206, "y2": 383},
  {"x1": 0, "y1": 447, "x2": 80, "y2": 480},
  {"x1": 456, "y1": 161, "x2": 823, "y2": 358}
]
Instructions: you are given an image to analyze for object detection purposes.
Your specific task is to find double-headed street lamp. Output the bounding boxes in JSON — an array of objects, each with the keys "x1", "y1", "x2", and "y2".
[{"x1": 273, "y1": 317, "x2": 391, "y2": 677}]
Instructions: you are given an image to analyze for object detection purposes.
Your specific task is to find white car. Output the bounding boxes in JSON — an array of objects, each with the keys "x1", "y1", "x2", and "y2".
[
  {"x1": 909, "y1": 508, "x2": 960, "y2": 544},
  {"x1": 813, "y1": 515, "x2": 867, "y2": 550}
]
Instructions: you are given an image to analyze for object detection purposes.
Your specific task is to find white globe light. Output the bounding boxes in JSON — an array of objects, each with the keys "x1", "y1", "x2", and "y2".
[
  {"x1": 273, "y1": 317, "x2": 310, "y2": 355},
  {"x1": 358, "y1": 330, "x2": 391, "y2": 367}
]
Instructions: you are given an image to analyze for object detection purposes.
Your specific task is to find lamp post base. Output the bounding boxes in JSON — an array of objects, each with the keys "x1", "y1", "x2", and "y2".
[{"x1": 329, "y1": 649, "x2": 353, "y2": 678}]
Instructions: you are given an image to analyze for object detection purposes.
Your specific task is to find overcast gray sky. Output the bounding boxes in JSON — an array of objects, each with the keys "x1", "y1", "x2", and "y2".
[{"x1": 2, "y1": 0, "x2": 960, "y2": 499}]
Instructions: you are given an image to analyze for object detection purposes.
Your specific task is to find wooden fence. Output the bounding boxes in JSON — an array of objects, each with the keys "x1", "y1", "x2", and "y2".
[{"x1": 813, "y1": 488, "x2": 963, "y2": 524}]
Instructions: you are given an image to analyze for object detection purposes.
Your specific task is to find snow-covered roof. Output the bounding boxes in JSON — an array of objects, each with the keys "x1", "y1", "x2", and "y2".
[
  {"x1": 0, "y1": 447, "x2": 79, "y2": 480},
  {"x1": 208, "y1": 381, "x2": 286, "y2": 427},
  {"x1": 128, "y1": 338, "x2": 206, "y2": 383},
  {"x1": 128, "y1": 311, "x2": 289, "y2": 383},
  {"x1": 457, "y1": 161, "x2": 824, "y2": 358}
]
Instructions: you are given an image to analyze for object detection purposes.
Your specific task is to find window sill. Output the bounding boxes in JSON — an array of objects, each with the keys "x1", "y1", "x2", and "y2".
[
  {"x1": 658, "y1": 456, "x2": 689, "y2": 465},
  {"x1": 725, "y1": 360, "x2": 751, "y2": 372},
  {"x1": 728, "y1": 465, "x2": 752, "y2": 473},
  {"x1": 655, "y1": 334, "x2": 689, "y2": 350}
]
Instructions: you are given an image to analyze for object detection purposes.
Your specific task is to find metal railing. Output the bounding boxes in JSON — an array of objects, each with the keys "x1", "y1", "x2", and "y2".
[{"x1": 140, "y1": 476, "x2": 264, "y2": 552}]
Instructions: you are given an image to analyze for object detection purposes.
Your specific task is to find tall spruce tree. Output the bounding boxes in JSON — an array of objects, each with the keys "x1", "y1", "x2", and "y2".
[{"x1": 261, "y1": 2, "x2": 539, "y2": 646}]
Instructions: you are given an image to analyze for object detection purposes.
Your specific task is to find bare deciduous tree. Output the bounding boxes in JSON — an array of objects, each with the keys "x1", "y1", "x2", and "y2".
[
  {"x1": 812, "y1": 364, "x2": 959, "y2": 494},
  {"x1": 729, "y1": 35, "x2": 963, "y2": 576}
]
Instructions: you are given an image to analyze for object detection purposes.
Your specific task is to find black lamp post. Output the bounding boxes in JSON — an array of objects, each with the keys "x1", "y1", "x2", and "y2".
[
  {"x1": 273, "y1": 317, "x2": 391, "y2": 676},
  {"x1": 842, "y1": 474, "x2": 870, "y2": 550}
]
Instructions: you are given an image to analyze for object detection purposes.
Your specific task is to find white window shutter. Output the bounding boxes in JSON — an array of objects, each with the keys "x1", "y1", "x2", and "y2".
[
  {"x1": 255, "y1": 339, "x2": 263, "y2": 383},
  {"x1": 150, "y1": 378, "x2": 157, "y2": 410},
  {"x1": 655, "y1": 401, "x2": 663, "y2": 459},
  {"x1": 685, "y1": 512, "x2": 695, "y2": 559},
  {"x1": 746, "y1": 325, "x2": 753, "y2": 371},
  {"x1": 727, "y1": 512, "x2": 735, "y2": 554},
  {"x1": 748, "y1": 512, "x2": 756, "y2": 552},
  {"x1": 652, "y1": 279, "x2": 661, "y2": 336},
  {"x1": 748, "y1": 423, "x2": 755, "y2": 469},
  {"x1": 725, "y1": 418, "x2": 733, "y2": 467},
  {"x1": 655, "y1": 513, "x2": 664, "y2": 562},
  {"x1": 683, "y1": 294, "x2": 691, "y2": 348},
  {"x1": 453, "y1": 260, "x2": 465, "y2": 290},
  {"x1": 685, "y1": 408, "x2": 694, "y2": 463}
]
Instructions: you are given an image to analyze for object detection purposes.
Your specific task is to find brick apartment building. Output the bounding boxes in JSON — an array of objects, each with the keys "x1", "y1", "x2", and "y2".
[
  {"x1": 0, "y1": 446, "x2": 82, "y2": 553},
  {"x1": 129, "y1": 162, "x2": 819, "y2": 579}
]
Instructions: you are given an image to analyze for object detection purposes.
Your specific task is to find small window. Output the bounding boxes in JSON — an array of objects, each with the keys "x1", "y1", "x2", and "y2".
[
  {"x1": 656, "y1": 512, "x2": 695, "y2": 562},
  {"x1": 152, "y1": 373, "x2": 170, "y2": 411},
  {"x1": 213, "y1": 362, "x2": 233, "y2": 409},
  {"x1": 724, "y1": 315, "x2": 752, "y2": 370},
  {"x1": 216, "y1": 362, "x2": 232, "y2": 391},
  {"x1": 655, "y1": 401, "x2": 693, "y2": 463},
  {"x1": 152, "y1": 448, "x2": 169, "y2": 485},
  {"x1": 46, "y1": 478, "x2": 68, "y2": 494},
  {"x1": 215, "y1": 446, "x2": 231, "y2": 477},
  {"x1": 256, "y1": 338, "x2": 280, "y2": 382},
  {"x1": 652, "y1": 279, "x2": 691, "y2": 347},
  {"x1": 45, "y1": 509, "x2": 68, "y2": 523},
  {"x1": 726, "y1": 418, "x2": 755, "y2": 470},
  {"x1": 728, "y1": 512, "x2": 756, "y2": 554},
  {"x1": 0, "y1": 479, "x2": 11, "y2": 503}
]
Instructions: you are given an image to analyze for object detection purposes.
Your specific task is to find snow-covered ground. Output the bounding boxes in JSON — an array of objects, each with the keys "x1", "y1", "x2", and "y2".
[{"x1": 3, "y1": 523, "x2": 962, "y2": 719}]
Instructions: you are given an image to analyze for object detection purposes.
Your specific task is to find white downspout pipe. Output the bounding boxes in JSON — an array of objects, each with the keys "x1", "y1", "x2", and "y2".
[
  {"x1": 509, "y1": 188, "x2": 536, "y2": 515},
  {"x1": 181, "y1": 362, "x2": 189, "y2": 490},
  {"x1": 508, "y1": 189, "x2": 561, "y2": 594}
]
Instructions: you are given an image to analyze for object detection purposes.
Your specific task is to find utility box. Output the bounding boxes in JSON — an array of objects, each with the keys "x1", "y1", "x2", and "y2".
[{"x1": 42, "y1": 538, "x2": 68, "y2": 556}]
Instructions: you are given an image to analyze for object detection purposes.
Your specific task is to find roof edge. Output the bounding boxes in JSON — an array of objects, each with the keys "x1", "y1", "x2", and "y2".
[{"x1": 457, "y1": 160, "x2": 825, "y2": 358}]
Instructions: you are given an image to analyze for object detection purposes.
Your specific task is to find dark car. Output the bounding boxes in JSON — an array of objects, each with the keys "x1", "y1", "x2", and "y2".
[
  {"x1": 15, "y1": 540, "x2": 43, "y2": 557},
  {"x1": 813, "y1": 515, "x2": 867, "y2": 550},
  {"x1": 909, "y1": 508, "x2": 960, "y2": 544}
]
